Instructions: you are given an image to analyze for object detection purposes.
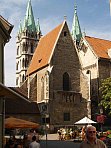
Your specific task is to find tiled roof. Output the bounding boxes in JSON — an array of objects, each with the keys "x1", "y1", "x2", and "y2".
[
  {"x1": 27, "y1": 21, "x2": 64, "y2": 75},
  {"x1": 85, "y1": 36, "x2": 111, "y2": 59}
]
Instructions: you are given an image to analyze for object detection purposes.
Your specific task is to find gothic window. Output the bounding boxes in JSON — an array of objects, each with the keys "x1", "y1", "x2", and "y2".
[
  {"x1": 20, "y1": 60, "x2": 21, "y2": 69},
  {"x1": 25, "y1": 58, "x2": 28, "y2": 67},
  {"x1": 63, "y1": 72, "x2": 70, "y2": 91},
  {"x1": 16, "y1": 77, "x2": 19, "y2": 85},
  {"x1": 17, "y1": 46, "x2": 19, "y2": 55},
  {"x1": 20, "y1": 74, "x2": 21, "y2": 83},
  {"x1": 64, "y1": 112, "x2": 70, "y2": 121},
  {"x1": 64, "y1": 31, "x2": 67, "y2": 36},
  {"x1": 22, "y1": 58, "x2": 25, "y2": 68},
  {"x1": 22, "y1": 74, "x2": 25, "y2": 82},
  {"x1": 31, "y1": 43, "x2": 33, "y2": 53},
  {"x1": 25, "y1": 42, "x2": 28, "y2": 52},
  {"x1": 16, "y1": 62, "x2": 19, "y2": 70},
  {"x1": 44, "y1": 72, "x2": 49, "y2": 99},
  {"x1": 41, "y1": 77, "x2": 44, "y2": 101}
]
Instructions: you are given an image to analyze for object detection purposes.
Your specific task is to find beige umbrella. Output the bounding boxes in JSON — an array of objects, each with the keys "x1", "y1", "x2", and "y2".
[{"x1": 5, "y1": 117, "x2": 39, "y2": 129}]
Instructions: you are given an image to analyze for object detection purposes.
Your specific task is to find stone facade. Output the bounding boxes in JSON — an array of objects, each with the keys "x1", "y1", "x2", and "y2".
[{"x1": 27, "y1": 21, "x2": 88, "y2": 127}]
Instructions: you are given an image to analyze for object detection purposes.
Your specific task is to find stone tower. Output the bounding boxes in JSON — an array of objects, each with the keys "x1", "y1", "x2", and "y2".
[{"x1": 16, "y1": 0, "x2": 41, "y2": 87}]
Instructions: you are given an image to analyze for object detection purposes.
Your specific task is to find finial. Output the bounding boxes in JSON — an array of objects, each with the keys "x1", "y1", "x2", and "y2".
[
  {"x1": 64, "y1": 15, "x2": 67, "y2": 20},
  {"x1": 74, "y1": 0, "x2": 77, "y2": 13},
  {"x1": 83, "y1": 28, "x2": 86, "y2": 37}
]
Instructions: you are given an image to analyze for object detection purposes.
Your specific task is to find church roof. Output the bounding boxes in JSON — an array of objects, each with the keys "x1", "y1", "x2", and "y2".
[
  {"x1": 85, "y1": 36, "x2": 111, "y2": 59},
  {"x1": 27, "y1": 21, "x2": 65, "y2": 75}
]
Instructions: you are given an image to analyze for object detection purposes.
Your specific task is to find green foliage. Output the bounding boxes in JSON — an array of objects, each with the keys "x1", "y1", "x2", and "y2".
[{"x1": 99, "y1": 77, "x2": 111, "y2": 114}]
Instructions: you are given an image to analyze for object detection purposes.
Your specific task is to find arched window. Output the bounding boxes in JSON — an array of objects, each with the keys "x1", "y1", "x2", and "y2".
[
  {"x1": 17, "y1": 46, "x2": 19, "y2": 55},
  {"x1": 16, "y1": 62, "x2": 19, "y2": 70},
  {"x1": 44, "y1": 72, "x2": 49, "y2": 99},
  {"x1": 22, "y1": 58, "x2": 25, "y2": 68},
  {"x1": 31, "y1": 43, "x2": 33, "y2": 53},
  {"x1": 41, "y1": 77, "x2": 44, "y2": 101},
  {"x1": 22, "y1": 74, "x2": 25, "y2": 82},
  {"x1": 20, "y1": 74, "x2": 21, "y2": 83},
  {"x1": 25, "y1": 58, "x2": 28, "y2": 67},
  {"x1": 20, "y1": 59, "x2": 21, "y2": 69},
  {"x1": 16, "y1": 77, "x2": 19, "y2": 85},
  {"x1": 63, "y1": 72, "x2": 70, "y2": 91}
]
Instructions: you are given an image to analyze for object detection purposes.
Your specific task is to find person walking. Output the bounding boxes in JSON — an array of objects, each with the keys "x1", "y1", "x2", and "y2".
[
  {"x1": 29, "y1": 136, "x2": 40, "y2": 148},
  {"x1": 79, "y1": 125, "x2": 107, "y2": 148}
]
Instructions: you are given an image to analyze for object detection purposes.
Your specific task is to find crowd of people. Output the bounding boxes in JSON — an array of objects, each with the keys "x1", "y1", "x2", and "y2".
[
  {"x1": 57, "y1": 125, "x2": 107, "y2": 147},
  {"x1": 4, "y1": 130, "x2": 40, "y2": 148},
  {"x1": 57, "y1": 128, "x2": 78, "y2": 140},
  {"x1": 4, "y1": 125, "x2": 107, "y2": 148}
]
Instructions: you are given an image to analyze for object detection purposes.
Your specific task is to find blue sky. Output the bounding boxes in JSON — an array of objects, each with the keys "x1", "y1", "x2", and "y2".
[{"x1": 1, "y1": 0, "x2": 110, "y2": 86}]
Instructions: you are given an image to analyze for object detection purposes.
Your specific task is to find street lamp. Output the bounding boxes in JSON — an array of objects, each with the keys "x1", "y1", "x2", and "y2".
[{"x1": 86, "y1": 70, "x2": 91, "y2": 119}]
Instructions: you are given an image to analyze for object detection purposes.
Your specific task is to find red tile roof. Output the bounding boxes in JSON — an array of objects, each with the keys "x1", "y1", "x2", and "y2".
[
  {"x1": 27, "y1": 22, "x2": 64, "y2": 75},
  {"x1": 85, "y1": 36, "x2": 111, "y2": 59}
]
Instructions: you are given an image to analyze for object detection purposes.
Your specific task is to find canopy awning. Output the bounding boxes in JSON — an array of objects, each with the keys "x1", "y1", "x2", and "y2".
[{"x1": 5, "y1": 117, "x2": 39, "y2": 129}]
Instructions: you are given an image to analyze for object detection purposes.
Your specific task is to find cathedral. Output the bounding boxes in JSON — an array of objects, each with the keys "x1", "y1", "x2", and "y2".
[{"x1": 16, "y1": 0, "x2": 111, "y2": 128}]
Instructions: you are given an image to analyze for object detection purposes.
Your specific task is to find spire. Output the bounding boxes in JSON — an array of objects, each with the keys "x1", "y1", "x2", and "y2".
[
  {"x1": 18, "y1": 20, "x2": 22, "y2": 34},
  {"x1": 71, "y1": 1, "x2": 82, "y2": 43},
  {"x1": 23, "y1": 0, "x2": 36, "y2": 32},
  {"x1": 36, "y1": 18, "x2": 41, "y2": 34}
]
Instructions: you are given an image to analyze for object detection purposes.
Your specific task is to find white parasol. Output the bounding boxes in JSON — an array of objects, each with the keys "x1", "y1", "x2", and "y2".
[{"x1": 74, "y1": 116, "x2": 97, "y2": 125}]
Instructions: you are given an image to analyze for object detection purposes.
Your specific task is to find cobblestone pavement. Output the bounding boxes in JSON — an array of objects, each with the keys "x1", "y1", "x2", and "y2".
[
  {"x1": 40, "y1": 140, "x2": 80, "y2": 148},
  {"x1": 40, "y1": 134, "x2": 80, "y2": 148}
]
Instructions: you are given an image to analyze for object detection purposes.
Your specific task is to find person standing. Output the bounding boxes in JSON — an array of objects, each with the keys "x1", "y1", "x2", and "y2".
[
  {"x1": 79, "y1": 125, "x2": 107, "y2": 148},
  {"x1": 29, "y1": 136, "x2": 40, "y2": 148}
]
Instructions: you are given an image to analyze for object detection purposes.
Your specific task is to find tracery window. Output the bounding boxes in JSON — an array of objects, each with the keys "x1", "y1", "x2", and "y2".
[
  {"x1": 63, "y1": 72, "x2": 70, "y2": 91},
  {"x1": 41, "y1": 77, "x2": 44, "y2": 101},
  {"x1": 44, "y1": 72, "x2": 49, "y2": 99}
]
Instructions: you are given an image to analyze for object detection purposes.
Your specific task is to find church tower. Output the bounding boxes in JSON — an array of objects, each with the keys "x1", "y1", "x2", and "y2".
[
  {"x1": 71, "y1": 2, "x2": 82, "y2": 44},
  {"x1": 16, "y1": 0, "x2": 41, "y2": 87}
]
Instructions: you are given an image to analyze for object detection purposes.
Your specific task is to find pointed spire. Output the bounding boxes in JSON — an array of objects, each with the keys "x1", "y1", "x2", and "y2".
[
  {"x1": 23, "y1": 0, "x2": 36, "y2": 32},
  {"x1": 71, "y1": 1, "x2": 82, "y2": 43},
  {"x1": 36, "y1": 18, "x2": 41, "y2": 34},
  {"x1": 18, "y1": 20, "x2": 22, "y2": 34}
]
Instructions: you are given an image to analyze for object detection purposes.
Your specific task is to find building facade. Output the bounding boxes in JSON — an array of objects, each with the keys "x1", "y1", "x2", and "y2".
[
  {"x1": 26, "y1": 20, "x2": 88, "y2": 127},
  {"x1": 72, "y1": 3, "x2": 111, "y2": 121},
  {"x1": 17, "y1": 1, "x2": 111, "y2": 128}
]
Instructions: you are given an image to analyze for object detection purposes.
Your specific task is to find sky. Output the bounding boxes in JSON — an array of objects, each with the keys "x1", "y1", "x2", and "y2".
[{"x1": 1, "y1": 0, "x2": 111, "y2": 87}]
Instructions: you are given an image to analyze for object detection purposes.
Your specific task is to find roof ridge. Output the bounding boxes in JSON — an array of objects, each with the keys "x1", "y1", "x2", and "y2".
[
  {"x1": 41, "y1": 21, "x2": 64, "y2": 39},
  {"x1": 27, "y1": 21, "x2": 65, "y2": 75},
  {"x1": 85, "y1": 36, "x2": 111, "y2": 42}
]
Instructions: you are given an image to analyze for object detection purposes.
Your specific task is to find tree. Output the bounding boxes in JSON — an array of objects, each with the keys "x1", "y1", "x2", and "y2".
[{"x1": 99, "y1": 77, "x2": 111, "y2": 115}]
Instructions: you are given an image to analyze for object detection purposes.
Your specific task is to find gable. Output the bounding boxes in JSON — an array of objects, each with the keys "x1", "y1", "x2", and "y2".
[
  {"x1": 27, "y1": 21, "x2": 65, "y2": 76},
  {"x1": 85, "y1": 36, "x2": 111, "y2": 59}
]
